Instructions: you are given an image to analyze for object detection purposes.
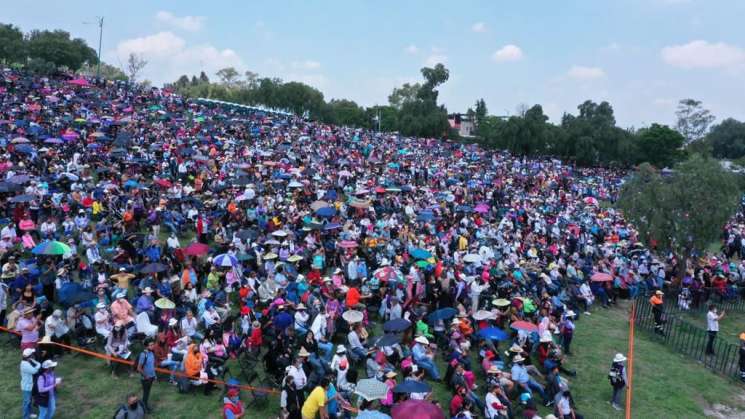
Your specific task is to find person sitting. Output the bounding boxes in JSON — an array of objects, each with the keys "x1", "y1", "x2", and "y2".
[
  {"x1": 94, "y1": 302, "x2": 112, "y2": 339},
  {"x1": 412, "y1": 336, "x2": 440, "y2": 381},
  {"x1": 44, "y1": 309, "x2": 71, "y2": 357},
  {"x1": 106, "y1": 323, "x2": 132, "y2": 378}
]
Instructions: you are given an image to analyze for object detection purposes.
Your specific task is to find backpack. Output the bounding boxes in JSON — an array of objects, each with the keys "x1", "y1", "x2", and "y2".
[{"x1": 608, "y1": 364, "x2": 624, "y2": 387}]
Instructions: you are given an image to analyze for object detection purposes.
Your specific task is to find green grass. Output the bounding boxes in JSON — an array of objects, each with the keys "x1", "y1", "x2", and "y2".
[
  {"x1": 1, "y1": 302, "x2": 744, "y2": 418},
  {"x1": 680, "y1": 309, "x2": 745, "y2": 345}
]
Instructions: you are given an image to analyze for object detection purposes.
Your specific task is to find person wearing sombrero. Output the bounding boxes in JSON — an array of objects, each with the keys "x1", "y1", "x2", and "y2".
[
  {"x1": 16, "y1": 306, "x2": 40, "y2": 350},
  {"x1": 608, "y1": 353, "x2": 627, "y2": 410}
]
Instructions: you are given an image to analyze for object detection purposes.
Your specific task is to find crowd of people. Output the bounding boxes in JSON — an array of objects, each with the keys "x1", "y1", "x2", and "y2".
[{"x1": 0, "y1": 69, "x2": 741, "y2": 419}]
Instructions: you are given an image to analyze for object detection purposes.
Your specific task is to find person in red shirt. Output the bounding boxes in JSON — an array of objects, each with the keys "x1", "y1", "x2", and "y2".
[
  {"x1": 345, "y1": 285, "x2": 361, "y2": 308},
  {"x1": 246, "y1": 321, "x2": 263, "y2": 354},
  {"x1": 449, "y1": 386, "x2": 468, "y2": 417}
]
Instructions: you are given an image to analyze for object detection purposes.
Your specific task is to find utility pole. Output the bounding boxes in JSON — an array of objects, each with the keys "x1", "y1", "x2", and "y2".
[{"x1": 96, "y1": 17, "x2": 103, "y2": 79}]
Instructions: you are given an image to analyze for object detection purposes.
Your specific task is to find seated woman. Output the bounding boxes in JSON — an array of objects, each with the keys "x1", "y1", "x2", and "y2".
[
  {"x1": 106, "y1": 323, "x2": 131, "y2": 378},
  {"x1": 154, "y1": 332, "x2": 180, "y2": 383},
  {"x1": 94, "y1": 302, "x2": 112, "y2": 339}
]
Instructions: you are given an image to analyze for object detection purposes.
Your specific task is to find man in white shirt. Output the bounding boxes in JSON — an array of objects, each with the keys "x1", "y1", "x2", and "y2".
[
  {"x1": 484, "y1": 384, "x2": 507, "y2": 419},
  {"x1": 287, "y1": 356, "x2": 307, "y2": 390},
  {"x1": 706, "y1": 304, "x2": 725, "y2": 355}
]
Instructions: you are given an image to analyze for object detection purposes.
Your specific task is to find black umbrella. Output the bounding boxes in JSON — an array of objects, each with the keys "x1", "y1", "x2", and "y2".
[
  {"x1": 373, "y1": 333, "x2": 402, "y2": 347},
  {"x1": 393, "y1": 379, "x2": 432, "y2": 394},
  {"x1": 383, "y1": 318, "x2": 411, "y2": 333},
  {"x1": 140, "y1": 263, "x2": 168, "y2": 274},
  {"x1": 10, "y1": 194, "x2": 35, "y2": 203}
]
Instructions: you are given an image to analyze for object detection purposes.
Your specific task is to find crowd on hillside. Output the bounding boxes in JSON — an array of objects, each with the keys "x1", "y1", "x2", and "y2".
[{"x1": 2, "y1": 69, "x2": 745, "y2": 419}]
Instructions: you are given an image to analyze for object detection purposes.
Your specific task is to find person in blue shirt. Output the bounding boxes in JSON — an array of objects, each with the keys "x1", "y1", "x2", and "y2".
[
  {"x1": 137, "y1": 338, "x2": 156, "y2": 413},
  {"x1": 412, "y1": 336, "x2": 440, "y2": 380},
  {"x1": 510, "y1": 355, "x2": 550, "y2": 406}
]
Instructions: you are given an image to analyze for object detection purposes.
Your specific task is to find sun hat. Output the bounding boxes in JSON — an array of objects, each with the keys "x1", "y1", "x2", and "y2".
[
  {"x1": 42, "y1": 360, "x2": 57, "y2": 369},
  {"x1": 613, "y1": 353, "x2": 627, "y2": 363},
  {"x1": 487, "y1": 365, "x2": 501, "y2": 374},
  {"x1": 96, "y1": 302, "x2": 107, "y2": 309},
  {"x1": 336, "y1": 346, "x2": 347, "y2": 354},
  {"x1": 385, "y1": 371, "x2": 397, "y2": 378},
  {"x1": 296, "y1": 303, "x2": 306, "y2": 310},
  {"x1": 564, "y1": 310, "x2": 576, "y2": 318},
  {"x1": 414, "y1": 336, "x2": 429, "y2": 345},
  {"x1": 168, "y1": 318, "x2": 178, "y2": 327},
  {"x1": 513, "y1": 354, "x2": 525, "y2": 363},
  {"x1": 655, "y1": 290, "x2": 664, "y2": 296},
  {"x1": 298, "y1": 348, "x2": 310, "y2": 357},
  {"x1": 509, "y1": 343, "x2": 523, "y2": 353},
  {"x1": 22, "y1": 348, "x2": 36, "y2": 357}
]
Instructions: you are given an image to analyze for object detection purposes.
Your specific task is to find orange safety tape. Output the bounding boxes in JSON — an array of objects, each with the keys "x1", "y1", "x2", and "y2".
[
  {"x1": 0, "y1": 325, "x2": 279, "y2": 394},
  {"x1": 625, "y1": 301, "x2": 636, "y2": 419}
]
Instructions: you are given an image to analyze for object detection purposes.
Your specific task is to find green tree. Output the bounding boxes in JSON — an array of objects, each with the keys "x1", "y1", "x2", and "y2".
[
  {"x1": 0, "y1": 23, "x2": 25, "y2": 64},
  {"x1": 618, "y1": 156, "x2": 740, "y2": 278},
  {"x1": 199, "y1": 71, "x2": 210, "y2": 84},
  {"x1": 365, "y1": 105, "x2": 398, "y2": 132},
  {"x1": 475, "y1": 98, "x2": 487, "y2": 126},
  {"x1": 388, "y1": 83, "x2": 421, "y2": 109},
  {"x1": 561, "y1": 100, "x2": 629, "y2": 166},
  {"x1": 676, "y1": 99, "x2": 715, "y2": 145},
  {"x1": 394, "y1": 63, "x2": 450, "y2": 137},
  {"x1": 215, "y1": 67, "x2": 240, "y2": 88},
  {"x1": 709, "y1": 118, "x2": 745, "y2": 159},
  {"x1": 634, "y1": 123, "x2": 684, "y2": 167},
  {"x1": 26, "y1": 29, "x2": 97, "y2": 71},
  {"x1": 326, "y1": 99, "x2": 367, "y2": 127}
]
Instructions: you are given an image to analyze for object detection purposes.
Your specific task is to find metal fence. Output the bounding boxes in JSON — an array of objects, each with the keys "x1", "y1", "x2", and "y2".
[
  {"x1": 658, "y1": 286, "x2": 745, "y2": 315},
  {"x1": 634, "y1": 298, "x2": 743, "y2": 382}
]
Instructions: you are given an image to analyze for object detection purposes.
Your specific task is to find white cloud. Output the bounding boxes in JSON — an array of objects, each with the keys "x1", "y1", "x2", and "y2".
[
  {"x1": 291, "y1": 60, "x2": 321, "y2": 70},
  {"x1": 492, "y1": 45, "x2": 524, "y2": 62},
  {"x1": 404, "y1": 44, "x2": 419, "y2": 55},
  {"x1": 109, "y1": 31, "x2": 244, "y2": 85},
  {"x1": 661, "y1": 40, "x2": 745, "y2": 69},
  {"x1": 155, "y1": 11, "x2": 205, "y2": 32},
  {"x1": 424, "y1": 54, "x2": 448, "y2": 67},
  {"x1": 567, "y1": 65, "x2": 606, "y2": 80},
  {"x1": 471, "y1": 22, "x2": 487, "y2": 33}
]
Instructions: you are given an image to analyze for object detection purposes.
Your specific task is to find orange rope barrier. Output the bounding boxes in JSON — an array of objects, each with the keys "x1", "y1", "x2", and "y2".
[
  {"x1": 625, "y1": 301, "x2": 636, "y2": 419},
  {"x1": 0, "y1": 325, "x2": 279, "y2": 394}
]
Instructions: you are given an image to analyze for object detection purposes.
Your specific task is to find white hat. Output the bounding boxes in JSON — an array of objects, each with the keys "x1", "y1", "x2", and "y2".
[
  {"x1": 52, "y1": 309, "x2": 63, "y2": 318},
  {"x1": 336, "y1": 346, "x2": 347, "y2": 354},
  {"x1": 115, "y1": 292, "x2": 126, "y2": 299},
  {"x1": 96, "y1": 302, "x2": 107, "y2": 309},
  {"x1": 513, "y1": 354, "x2": 525, "y2": 363},
  {"x1": 613, "y1": 353, "x2": 627, "y2": 363},
  {"x1": 168, "y1": 318, "x2": 178, "y2": 326},
  {"x1": 540, "y1": 333, "x2": 553, "y2": 343},
  {"x1": 142, "y1": 287, "x2": 153, "y2": 294},
  {"x1": 414, "y1": 336, "x2": 429, "y2": 345},
  {"x1": 42, "y1": 360, "x2": 58, "y2": 369},
  {"x1": 565, "y1": 310, "x2": 576, "y2": 318},
  {"x1": 22, "y1": 348, "x2": 36, "y2": 357}
]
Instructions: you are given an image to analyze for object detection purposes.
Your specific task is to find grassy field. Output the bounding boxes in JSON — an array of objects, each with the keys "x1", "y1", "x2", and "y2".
[
  {"x1": 1, "y1": 301, "x2": 744, "y2": 418},
  {"x1": 679, "y1": 309, "x2": 745, "y2": 346}
]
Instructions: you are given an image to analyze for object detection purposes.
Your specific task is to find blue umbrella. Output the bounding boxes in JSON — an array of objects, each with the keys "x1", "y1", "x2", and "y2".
[
  {"x1": 427, "y1": 307, "x2": 457, "y2": 322},
  {"x1": 315, "y1": 206, "x2": 336, "y2": 218},
  {"x1": 416, "y1": 211, "x2": 434, "y2": 222},
  {"x1": 324, "y1": 222, "x2": 342, "y2": 230},
  {"x1": 373, "y1": 333, "x2": 402, "y2": 347},
  {"x1": 410, "y1": 248, "x2": 432, "y2": 260},
  {"x1": 383, "y1": 318, "x2": 411, "y2": 333},
  {"x1": 479, "y1": 327, "x2": 509, "y2": 341},
  {"x1": 213, "y1": 253, "x2": 238, "y2": 268}
]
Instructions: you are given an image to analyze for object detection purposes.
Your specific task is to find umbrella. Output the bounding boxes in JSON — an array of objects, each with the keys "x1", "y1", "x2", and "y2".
[
  {"x1": 410, "y1": 248, "x2": 432, "y2": 260},
  {"x1": 315, "y1": 206, "x2": 336, "y2": 218},
  {"x1": 583, "y1": 196, "x2": 599, "y2": 206},
  {"x1": 271, "y1": 230, "x2": 288, "y2": 237},
  {"x1": 474, "y1": 203, "x2": 490, "y2": 214},
  {"x1": 323, "y1": 223, "x2": 341, "y2": 230},
  {"x1": 68, "y1": 78, "x2": 90, "y2": 87},
  {"x1": 32, "y1": 241, "x2": 71, "y2": 255},
  {"x1": 11, "y1": 136, "x2": 30, "y2": 143},
  {"x1": 263, "y1": 252, "x2": 278, "y2": 260},
  {"x1": 373, "y1": 267, "x2": 402, "y2": 282},
  {"x1": 287, "y1": 255, "x2": 303, "y2": 263},
  {"x1": 427, "y1": 307, "x2": 457, "y2": 322},
  {"x1": 140, "y1": 263, "x2": 168, "y2": 274},
  {"x1": 479, "y1": 327, "x2": 509, "y2": 341},
  {"x1": 472, "y1": 310, "x2": 496, "y2": 321},
  {"x1": 8, "y1": 175, "x2": 31, "y2": 184},
  {"x1": 591, "y1": 272, "x2": 613, "y2": 282},
  {"x1": 342, "y1": 310, "x2": 364, "y2": 324},
  {"x1": 236, "y1": 229, "x2": 258, "y2": 240},
  {"x1": 391, "y1": 400, "x2": 444, "y2": 419},
  {"x1": 349, "y1": 199, "x2": 371, "y2": 209},
  {"x1": 18, "y1": 220, "x2": 36, "y2": 230},
  {"x1": 154, "y1": 298, "x2": 176, "y2": 310},
  {"x1": 310, "y1": 200, "x2": 329, "y2": 211},
  {"x1": 393, "y1": 380, "x2": 432, "y2": 394},
  {"x1": 44, "y1": 138, "x2": 64, "y2": 144},
  {"x1": 463, "y1": 253, "x2": 482, "y2": 263},
  {"x1": 183, "y1": 242, "x2": 210, "y2": 256},
  {"x1": 373, "y1": 333, "x2": 402, "y2": 347},
  {"x1": 383, "y1": 318, "x2": 411, "y2": 333},
  {"x1": 510, "y1": 320, "x2": 539, "y2": 333},
  {"x1": 355, "y1": 378, "x2": 389, "y2": 401},
  {"x1": 213, "y1": 253, "x2": 238, "y2": 268},
  {"x1": 338, "y1": 240, "x2": 358, "y2": 249}
]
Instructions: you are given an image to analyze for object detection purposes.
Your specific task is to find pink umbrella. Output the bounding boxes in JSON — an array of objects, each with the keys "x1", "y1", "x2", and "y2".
[
  {"x1": 510, "y1": 320, "x2": 539, "y2": 333},
  {"x1": 391, "y1": 400, "x2": 445, "y2": 419},
  {"x1": 591, "y1": 272, "x2": 613, "y2": 282},
  {"x1": 338, "y1": 240, "x2": 358, "y2": 249},
  {"x1": 183, "y1": 242, "x2": 210, "y2": 256},
  {"x1": 474, "y1": 203, "x2": 490, "y2": 214},
  {"x1": 67, "y1": 78, "x2": 90, "y2": 87},
  {"x1": 583, "y1": 196, "x2": 599, "y2": 206},
  {"x1": 19, "y1": 220, "x2": 36, "y2": 231}
]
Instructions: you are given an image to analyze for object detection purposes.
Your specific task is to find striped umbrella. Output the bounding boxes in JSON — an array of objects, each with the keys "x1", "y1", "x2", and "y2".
[
  {"x1": 213, "y1": 253, "x2": 238, "y2": 268},
  {"x1": 32, "y1": 241, "x2": 71, "y2": 255}
]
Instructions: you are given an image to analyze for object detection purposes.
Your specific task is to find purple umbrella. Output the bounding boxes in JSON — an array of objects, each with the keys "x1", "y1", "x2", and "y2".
[{"x1": 391, "y1": 400, "x2": 445, "y2": 419}]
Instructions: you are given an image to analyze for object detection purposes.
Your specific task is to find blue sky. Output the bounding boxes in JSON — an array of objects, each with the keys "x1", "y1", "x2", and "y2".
[{"x1": 5, "y1": 0, "x2": 745, "y2": 127}]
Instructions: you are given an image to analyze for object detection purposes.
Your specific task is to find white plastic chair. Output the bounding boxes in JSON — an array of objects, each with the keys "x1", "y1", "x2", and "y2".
[{"x1": 136, "y1": 312, "x2": 158, "y2": 337}]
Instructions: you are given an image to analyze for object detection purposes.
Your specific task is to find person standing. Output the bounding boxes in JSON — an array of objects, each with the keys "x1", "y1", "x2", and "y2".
[
  {"x1": 608, "y1": 353, "x2": 627, "y2": 411},
  {"x1": 706, "y1": 305, "x2": 725, "y2": 355},
  {"x1": 649, "y1": 290, "x2": 664, "y2": 336},
  {"x1": 36, "y1": 360, "x2": 61, "y2": 419},
  {"x1": 739, "y1": 332, "x2": 745, "y2": 383},
  {"x1": 301, "y1": 377, "x2": 329, "y2": 419},
  {"x1": 20, "y1": 348, "x2": 41, "y2": 419},
  {"x1": 136, "y1": 338, "x2": 156, "y2": 413}
]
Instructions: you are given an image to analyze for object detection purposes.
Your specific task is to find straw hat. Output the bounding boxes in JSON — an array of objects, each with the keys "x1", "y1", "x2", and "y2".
[
  {"x1": 487, "y1": 365, "x2": 501, "y2": 374},
  {"x1": 385, "y1": 371, "x2": 398, "y2": 378},
  {"x1": 513, "y1": 354, "x2": 525, "y2": 363},
  {"x1": 509, "y1": 343, "x2": 524, "y2": 353},
  {"x1": 414, "y1": 336, "x2": 429, "y2": 345},
  {"x1": 298, "y1": 348, "x2": 311, "y2": 357},
  {"x1": 39, "y1": 335, "x2": 53, "y2": 345},
  {"x1": 613, "y1": 353, "x2": 627, "y2": 363}
]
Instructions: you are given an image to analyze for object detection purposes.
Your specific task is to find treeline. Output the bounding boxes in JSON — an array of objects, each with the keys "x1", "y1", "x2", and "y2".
[{"x1": 0, "y1": 23, "x2": 101, "y2": 75}]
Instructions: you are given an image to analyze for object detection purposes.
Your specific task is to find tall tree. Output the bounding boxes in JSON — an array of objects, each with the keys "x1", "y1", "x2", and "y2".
[
  {"x1": 215, "y1": 67, "x2": 240, "y2": 88},
  {"x1": 0, "y1": 23, "x2": 25, "y2": 64},
  {"x1": 676, "y1": 99, "x2": 715, "y2": 144},
  {"x1": 708, "y1": 118, "x2": 745, "y2": 160},
  {"x1": 618, "y1": 156, "x2": 740, "y2": 278},
  {"x1": 634, "y1": 123, "x2": 684, "y2": 167},
  {"x1": 388, "y1": 83, "x2": 421, "y2": 109},
  {"x1": 475, "y1": 99, "x2": 487, "y2": 125},
  {"x1": 26, "y1": 29, "x2": 97, "y2": 71},
  {"x1": 126, "y1": 53, "x2": 147, "y2": 83}
]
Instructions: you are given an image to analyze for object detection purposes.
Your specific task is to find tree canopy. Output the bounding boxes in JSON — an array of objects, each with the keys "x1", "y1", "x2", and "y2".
[
  {"x1": 709, "y1": 118, "x2": 745, "y2": 160},
  {"x1": 617, "y1": 156, "x2": 740, "y2": 275}
]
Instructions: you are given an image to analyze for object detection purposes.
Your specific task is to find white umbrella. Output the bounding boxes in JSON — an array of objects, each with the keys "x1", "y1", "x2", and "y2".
[
  {"x1": 342, "y1": 310, "x2": 364, "y2": 324},
  {"x1": 271, "y1": 230, "x2": 288, "y2": 237},
  {"x1": 472, "y1": 310, "x2": 496, "y2": 321},
  {"x1": 463, "y1": 253, "x2": 482, "y2": 263}
]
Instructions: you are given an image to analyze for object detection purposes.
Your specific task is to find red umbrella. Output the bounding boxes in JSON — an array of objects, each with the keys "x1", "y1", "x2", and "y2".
[
  {"x1": 183, "y1": 242, "x2": 210, "y2": 256},
  {"x1": 391, "y1": 400, "x2": 445, "y2": 419},
  {"x1": 510, "y1": 320, "x2": 539, "y2": 333},
  {"x1": 67, "y1": 78, "x2": 90, "y2": 87},
  {"x1": 338, "y1": 240, "x2": 358, "y2": 249},
  {"x1": 591, "y1": 272, "x2": 613, "y2": 282},
  {"x1": 155, "y1": 179, "x2": 173, "y2": 188}
]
